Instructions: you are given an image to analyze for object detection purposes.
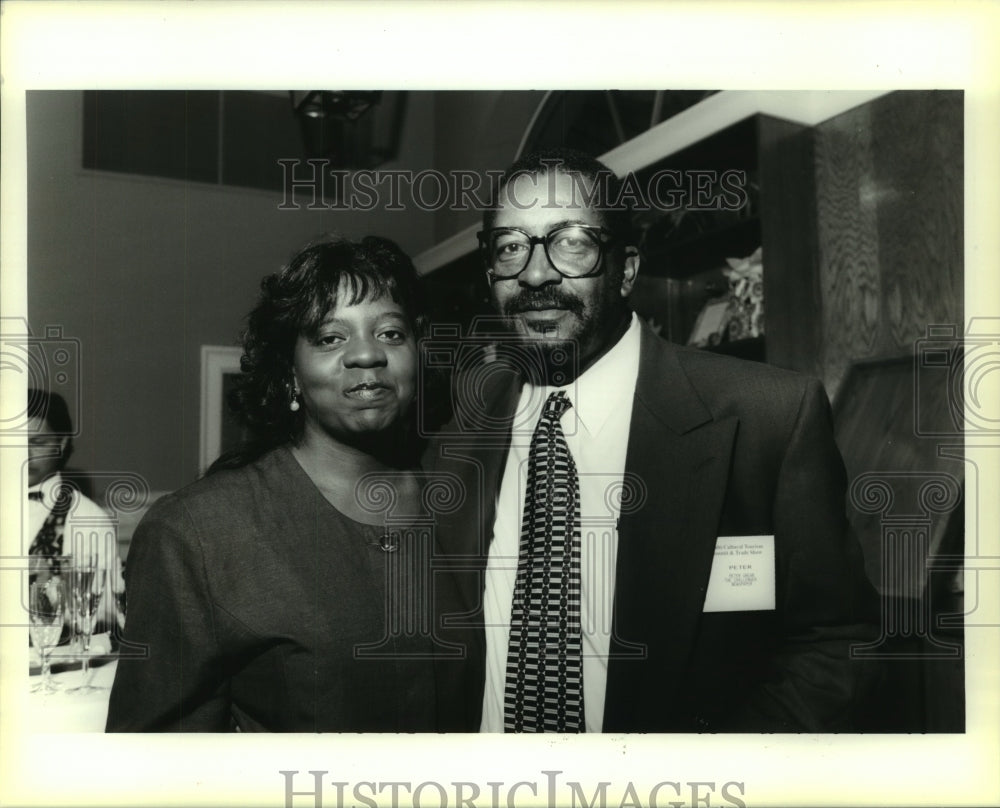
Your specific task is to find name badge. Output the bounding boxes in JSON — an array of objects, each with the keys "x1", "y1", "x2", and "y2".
[{"x1": 702, "y1": 535, "x2": 775, "y2": 612}]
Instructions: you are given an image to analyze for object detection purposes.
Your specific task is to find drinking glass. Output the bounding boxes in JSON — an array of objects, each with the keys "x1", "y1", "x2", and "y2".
[
  {"x1": 112, "y1": 560, "x2": 127, "y2": 631},
  {"x1": 29, "y1": 576, "x2": 66, "y2": 694},
  {"x1": 66, "y1": 563, "x2": 106, "y2": 694}
]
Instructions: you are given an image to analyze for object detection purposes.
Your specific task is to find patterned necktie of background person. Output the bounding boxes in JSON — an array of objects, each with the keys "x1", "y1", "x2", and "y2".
[
  {"x1": 504, "y1": 390, "x2": 585, "y2": 732},
  {"x1": 28, "y1": 486, "x2": 72, "y2": 579}
]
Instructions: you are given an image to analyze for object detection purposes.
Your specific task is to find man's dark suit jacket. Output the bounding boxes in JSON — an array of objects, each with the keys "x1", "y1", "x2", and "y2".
[{"x1": 425, "y1": 321, "x2": 880, "y2": 732}]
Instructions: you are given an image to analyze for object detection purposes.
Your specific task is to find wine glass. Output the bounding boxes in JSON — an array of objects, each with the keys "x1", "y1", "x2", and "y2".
[
  {"x1": 29, "y1": 576, "x2": 66, "y2": 694},
  {"x1": 111, "y1": 559, "x2": 127, "y2": 631},
  {"x1": 66, "y1": 563, "x2": 106, "y2": 694}
]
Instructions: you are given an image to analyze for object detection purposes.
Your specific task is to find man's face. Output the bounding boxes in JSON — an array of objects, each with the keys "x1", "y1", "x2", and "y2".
[
  {"x1": 27, "y1": 414, "x2": 68, "y2": 487},
  {"x1": 487, "y1": 170, "x2": 638, "y2": 372}
]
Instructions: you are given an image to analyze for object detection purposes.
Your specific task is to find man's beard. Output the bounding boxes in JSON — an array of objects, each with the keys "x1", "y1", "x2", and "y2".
[{"x1": 496, "y1": 288, "x2": 588, "y2": 385}]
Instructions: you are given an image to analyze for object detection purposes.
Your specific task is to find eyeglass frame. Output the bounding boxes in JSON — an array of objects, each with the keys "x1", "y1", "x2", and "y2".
[{"x1": 477, "y1": 224, "x2": 619, "y2": 281}]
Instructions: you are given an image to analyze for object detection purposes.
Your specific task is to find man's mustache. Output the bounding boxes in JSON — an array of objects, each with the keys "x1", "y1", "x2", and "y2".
[{"x1": 502, "y1": 289, "x2": 585, "y2": 317}]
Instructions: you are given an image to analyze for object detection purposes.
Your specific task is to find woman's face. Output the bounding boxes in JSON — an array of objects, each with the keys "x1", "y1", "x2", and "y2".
[{"x1": 292, "y1": 288, "x2": 418, "y2": 445}]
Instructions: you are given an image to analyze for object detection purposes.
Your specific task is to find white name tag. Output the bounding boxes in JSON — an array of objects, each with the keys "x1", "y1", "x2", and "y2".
[{"x1": 702, "y1": 535, "x2": 776, "y2": 612}]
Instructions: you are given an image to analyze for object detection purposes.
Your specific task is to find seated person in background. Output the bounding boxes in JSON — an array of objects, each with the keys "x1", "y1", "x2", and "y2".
[
  {"x1": 107, "y1": 235, "x2": 441, "y2": 732},
  {"x1": 26, "y1": 389, "x2": 124, "y2": 641}
]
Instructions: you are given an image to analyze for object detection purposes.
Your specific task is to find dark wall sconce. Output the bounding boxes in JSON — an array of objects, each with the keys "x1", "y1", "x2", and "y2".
[{"x1": 288, "y1": 90, "x2": 407, "y2": 169}]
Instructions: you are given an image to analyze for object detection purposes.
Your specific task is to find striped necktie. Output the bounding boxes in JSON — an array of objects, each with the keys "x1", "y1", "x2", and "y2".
[{"x1": 504, "y1": 390, "x2": 585, "y2": 732}]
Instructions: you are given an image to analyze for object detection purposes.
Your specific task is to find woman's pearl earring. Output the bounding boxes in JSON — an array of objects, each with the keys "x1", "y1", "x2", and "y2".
[{"x1": 289, "y1": 388, "x2": 301, "y2": 412}]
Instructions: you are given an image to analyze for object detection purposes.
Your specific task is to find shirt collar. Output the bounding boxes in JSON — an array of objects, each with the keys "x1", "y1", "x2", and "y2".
[
  {"x1": 28, "y1": 472, "x2": 63, "y2": 505},
  {"x1": 526, "y1": 312, "x2": 642, "y2": 438}
]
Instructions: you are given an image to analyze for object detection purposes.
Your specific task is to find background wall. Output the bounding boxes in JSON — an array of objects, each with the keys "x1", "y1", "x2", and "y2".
[{"x1": 430, "y1": 91, "x2": 544, "y2": 241}]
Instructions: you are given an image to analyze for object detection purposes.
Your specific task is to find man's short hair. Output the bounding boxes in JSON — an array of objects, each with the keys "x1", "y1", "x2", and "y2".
[
  {"x1": 27, "y1": 388, "x2": 74, "y2": 469},
  {"x1": 27, "y1": 389, "x2": 73, "y2": 434},
  {"x1": 483, "y1": 147, "x2": 635, "y2": 246}
]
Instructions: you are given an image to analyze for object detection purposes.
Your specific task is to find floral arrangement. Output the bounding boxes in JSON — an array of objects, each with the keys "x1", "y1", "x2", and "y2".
[{"x1": 723, "y1": 246, "x2": 764, "y2": 341}]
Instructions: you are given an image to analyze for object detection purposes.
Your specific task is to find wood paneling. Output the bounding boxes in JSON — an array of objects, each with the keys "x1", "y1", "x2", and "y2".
[
  {"x1": 872, "y1": 92, "x2": 964, "y2": 352},
  {"x1": 758, "y1": 116, "x2": 822, "y2": 375},
  {"x1": 814, "y1": 103, "x2": 882, "y2": 395},
  {"x1": 813, "y1": 91, "x2": 963, "y2": 398}
]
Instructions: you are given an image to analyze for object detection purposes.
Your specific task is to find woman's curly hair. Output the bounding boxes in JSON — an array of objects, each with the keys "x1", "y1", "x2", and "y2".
[{"x1": 209, "y1": 234, "x2": 424, "y2": 472}]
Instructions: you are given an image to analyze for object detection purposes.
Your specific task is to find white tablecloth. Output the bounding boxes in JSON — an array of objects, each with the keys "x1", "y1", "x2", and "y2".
[{"x1": 27, "y1": 660, "x2": 117, "y2": 733}]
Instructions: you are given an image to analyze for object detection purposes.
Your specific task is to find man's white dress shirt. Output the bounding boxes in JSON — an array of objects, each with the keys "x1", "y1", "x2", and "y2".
[
  {"x1": 480, "y1": 313, "x2": 642, "y2": 732},
  {"x1": 27, "y1": 472, "x2": 124, "y2": 625}
]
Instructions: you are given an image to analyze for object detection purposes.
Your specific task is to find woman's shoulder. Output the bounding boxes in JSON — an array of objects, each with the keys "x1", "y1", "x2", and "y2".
[{"x1": 143, "y1": 447, "x2": 294, "y2": 529}]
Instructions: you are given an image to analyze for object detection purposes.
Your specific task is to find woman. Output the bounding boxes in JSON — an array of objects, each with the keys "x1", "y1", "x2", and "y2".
[{"x1": 106, "y1": 235, "x2": 436, "y2": 731}]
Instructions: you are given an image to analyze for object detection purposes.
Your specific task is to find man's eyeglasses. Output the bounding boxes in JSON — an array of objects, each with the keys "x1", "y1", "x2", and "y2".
[{"x1": 477, "y1": 224, "x2": 616, "y2": 280}]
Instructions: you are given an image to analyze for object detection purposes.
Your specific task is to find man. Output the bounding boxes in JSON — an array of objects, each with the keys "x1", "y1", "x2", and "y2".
[
  {"x1": 26, "y1": 389, "x2": 123, "y2": 634},
  {"x1": 426, "y1": 149, "x2": 879, "y2": 733}
]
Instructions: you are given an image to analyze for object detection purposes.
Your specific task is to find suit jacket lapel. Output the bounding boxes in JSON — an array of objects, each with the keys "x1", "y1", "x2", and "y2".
[
  {"x1": 604, "y1": 325, "x2": 738, "y2": 730},
  {"x1": 432, "y1": 360, "x2": 522, "y2": 613},
  {"x1": 429, "y1": 360, "x2": 524, "y2": 730}
]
